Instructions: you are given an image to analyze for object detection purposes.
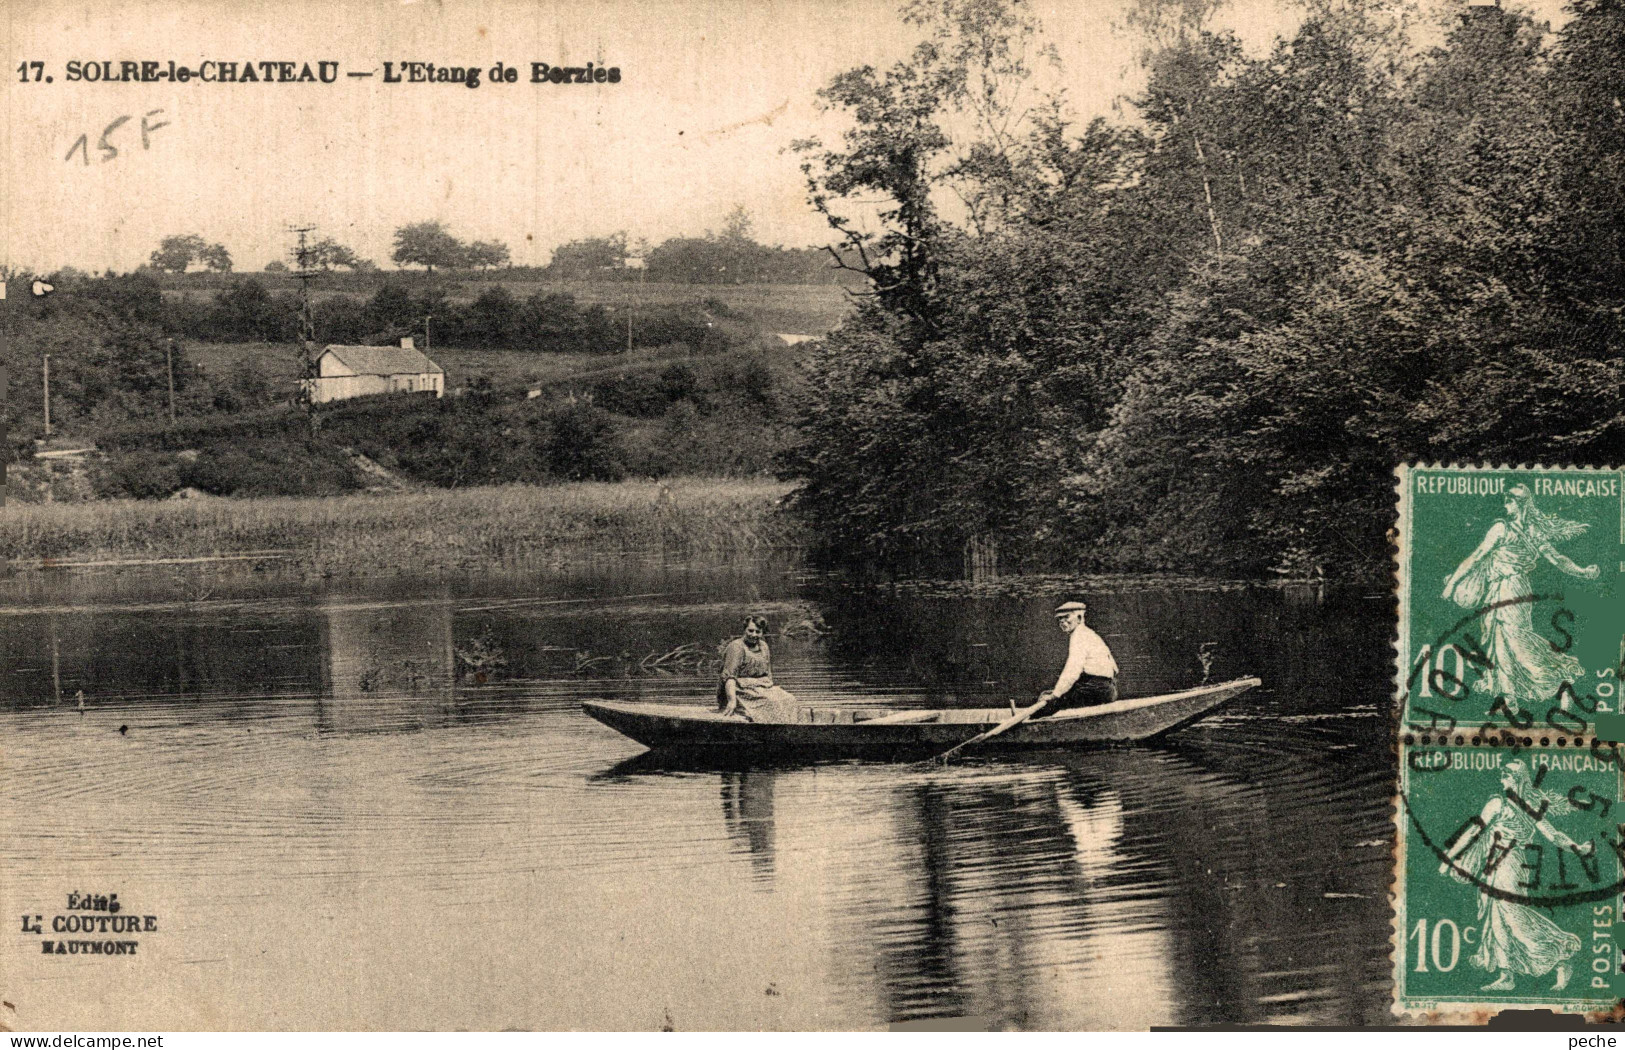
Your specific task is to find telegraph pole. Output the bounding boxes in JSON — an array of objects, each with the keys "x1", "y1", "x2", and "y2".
[
  {"x1": 0, "y1": 280, "x2": 56, "y2": 512},
  {"x1": 165, "y1": 339, "x2": 177, "y2": 424},
  {"x1": 286, "y1": 225, "x2": 321, "y2": 434},
  {"x1": 0, "y1": 281, "x2": 9, "y2": 514},
  {"x1": 624, "y1": 253, "x2": 646, "y2": 353}
]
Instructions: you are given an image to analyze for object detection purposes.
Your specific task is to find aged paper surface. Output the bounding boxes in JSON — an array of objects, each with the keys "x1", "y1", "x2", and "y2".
[{"x1": 2, "y1": 0, "x2": 1610, "y2": 1034}]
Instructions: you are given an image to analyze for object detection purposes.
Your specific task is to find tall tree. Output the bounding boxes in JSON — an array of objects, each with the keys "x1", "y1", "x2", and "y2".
[
  {"x1": 721, "y1": 205, "x2": 755, "y2": 242},
  {"x1": 546, "y1": 235, "x2": 627, "y2": 278},
  {"x1": 391, "y1": 221, "x2": 465, "y2": 272},
  {"x1": 148, "y1": 234, "x2": 210, "y2": 273},
  {"x1": 786, "y1": 0, "x2": 1084, "y2": 562},
  {"x1": 198, "y1": 243, "x2": 233, "y2": 273},
  {"x1": 464, "y1": 240, "x2": 512, "y2": 269}
]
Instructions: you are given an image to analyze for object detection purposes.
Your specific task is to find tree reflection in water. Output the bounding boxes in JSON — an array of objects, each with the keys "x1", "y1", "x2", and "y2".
[
  {"x1": 663, "y1": 740, "x2": 1386, "y2": 1030},
  {"x1": 721, "y1": 770, "x2": 777, "y2": 880}
]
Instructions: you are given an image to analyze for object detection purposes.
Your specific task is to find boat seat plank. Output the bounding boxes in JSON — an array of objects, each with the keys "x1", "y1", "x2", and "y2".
[{"x1": 856, "y1": 710, "x2": 941, "y2": 725}]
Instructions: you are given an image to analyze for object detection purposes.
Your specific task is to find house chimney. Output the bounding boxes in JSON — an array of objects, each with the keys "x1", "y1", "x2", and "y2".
[{"x1": 400, "y1": 336, "x2": 415, "y2": 349}]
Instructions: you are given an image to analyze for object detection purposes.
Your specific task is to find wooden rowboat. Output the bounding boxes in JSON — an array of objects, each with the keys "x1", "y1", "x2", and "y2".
[{"x1": 582, "y1": 677, "x2": 1260, "y2": 758}]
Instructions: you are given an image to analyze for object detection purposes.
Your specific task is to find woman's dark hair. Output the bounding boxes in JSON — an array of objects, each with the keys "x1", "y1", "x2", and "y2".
[{"x1": 743, "y1": 615, "x2": 770, "y2": 633}]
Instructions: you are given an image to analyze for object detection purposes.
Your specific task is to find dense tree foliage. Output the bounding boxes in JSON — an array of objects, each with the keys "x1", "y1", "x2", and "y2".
[
  {"x1": 464, "y1": 240, "x2": 511, "y2": 269},
  {"x1": 391, "y1": 221, "x2": 507, "y2": 273},
  {"x1": 156, "y1": 277, "x2": 634, "y2": 352},
  {"x1": 391, "y1": 221, "x2": 461, "y2": 271},
  {"x1": 785, "y1": 0, "x2": 1625, "y2": 576},
  {"x1": 148, "y1": 234, "x2": 232, "y2": 274},
  {"x1": 545, "y1": 235, "x2": 629, "y2": 278},
  {"x1": 540, "y1": 220, "x2": 864, "y2": 286},
  {"x1": 299, "y1": 236, "x2": 369, "y2": 271},
  {"x1": 145, "y1": 216, "x2": 862, "y2": 290},
  {"x1": 0, "y1": 272, "x2": 211, "y2": 435}
]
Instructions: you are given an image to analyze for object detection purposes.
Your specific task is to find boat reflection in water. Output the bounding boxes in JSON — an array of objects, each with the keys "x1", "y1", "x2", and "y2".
[
  {"x1": 601, "y1": 741, "x2": 1374, "y2": 1030},
  {"x1": 846, "y1": 761, "x2": 1175, "y2": 1030}
]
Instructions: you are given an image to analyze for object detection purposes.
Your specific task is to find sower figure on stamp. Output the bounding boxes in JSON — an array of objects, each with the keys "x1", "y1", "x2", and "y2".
[
  {"x1": 1038, "y1": 601, "x2": 1118, "y2": 714},
  {"x1": 1439, "y1": 759, "x2": 1590, "y2": 993},
  {"x1": 1441, "y1": 484, "x2": 1600, "y2": 714}
]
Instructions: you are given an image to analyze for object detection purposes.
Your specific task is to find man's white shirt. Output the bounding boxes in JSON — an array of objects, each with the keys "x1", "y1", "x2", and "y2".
[{"x1": 1052, "y1": 624, "x2": 1118, "y2": 696}]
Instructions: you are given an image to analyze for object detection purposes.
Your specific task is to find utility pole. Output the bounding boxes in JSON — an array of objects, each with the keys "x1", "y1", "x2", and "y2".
[
  {"x1": 286, "y1": 224, "x2": 321, "y2": 434},
  {"x1": 624, "y1": 254, "x2": 646, "y2": 353},
  {"x1": 0, "y1": 283, "x2": 9, "y2": 493},
  {"x1": 165, "y1": 339, "x2": 177, "y2": 424},
  {"x1": 425, "y1": 314, "x2": 432, "y2": 353},
  {"x1": 1, "y1": 278, "x2": 55, "y2": 455}
]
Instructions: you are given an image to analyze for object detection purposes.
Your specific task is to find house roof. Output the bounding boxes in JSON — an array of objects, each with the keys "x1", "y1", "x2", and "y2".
[{"x1": 322, "y1": 345, "x2": 444, "y2": 376}]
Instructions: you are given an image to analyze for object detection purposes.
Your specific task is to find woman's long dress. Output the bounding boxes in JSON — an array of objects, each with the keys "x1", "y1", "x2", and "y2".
[
  {"x1": 1451, "y1": 800, "x2": 1582, "y2": 977},
  {"x1": 1448, "y1": 522, "x2": 1585, "y2": 713},
  {"x1": 718, "y1": 638, "x2": 799, "y2": 723}
]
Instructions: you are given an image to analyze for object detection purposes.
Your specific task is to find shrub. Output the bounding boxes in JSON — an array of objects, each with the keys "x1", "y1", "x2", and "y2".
[
  {"x1": 589, "y1": 368, "x2": 670, "y2": 417},
  {"x1": 540, "y1": 403, "x2": 625, "y2": 481},
  {"x1": 92, "y1": 451, "x2": 180, "y2": 500}
]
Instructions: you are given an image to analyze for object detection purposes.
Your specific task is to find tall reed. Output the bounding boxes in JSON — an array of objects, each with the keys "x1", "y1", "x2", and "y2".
[{"x1": 1, "y1": 479, "x2": 802, "y2": 572}]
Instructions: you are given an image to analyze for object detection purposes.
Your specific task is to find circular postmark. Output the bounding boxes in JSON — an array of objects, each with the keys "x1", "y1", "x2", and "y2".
[
  {"x1": 1402, "y1": 744, "x2": 1625, "y2": 908},
  {"x1": 1406, "y1": 592, "x2": 1621, "y2": 741}
]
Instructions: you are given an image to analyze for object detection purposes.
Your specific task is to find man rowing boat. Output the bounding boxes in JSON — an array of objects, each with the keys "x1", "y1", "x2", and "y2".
[{"x1": 1038, "y1": 601, "x2": 1118, "y2": 713}]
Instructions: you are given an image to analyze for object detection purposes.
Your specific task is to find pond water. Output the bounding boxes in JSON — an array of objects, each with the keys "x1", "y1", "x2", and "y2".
[{"x1": 0, "y1": 558, "x2": 1395, "y2": 1030}]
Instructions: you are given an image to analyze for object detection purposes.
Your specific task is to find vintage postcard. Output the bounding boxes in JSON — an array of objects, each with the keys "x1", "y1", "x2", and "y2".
[{"x1": 5, "y1": 0, "x2": 1623, "y2": 1036}]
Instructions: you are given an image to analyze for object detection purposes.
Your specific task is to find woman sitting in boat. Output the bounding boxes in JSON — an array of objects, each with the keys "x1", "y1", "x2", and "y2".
[{"x1": 717, "y1": 616, "x2": 799, "y2": 723}]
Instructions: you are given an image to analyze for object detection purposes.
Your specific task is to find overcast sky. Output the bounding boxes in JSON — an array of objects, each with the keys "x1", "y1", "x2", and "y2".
[{"x1": 0, "y1": 0, "x2": 1569, "y2": 274}]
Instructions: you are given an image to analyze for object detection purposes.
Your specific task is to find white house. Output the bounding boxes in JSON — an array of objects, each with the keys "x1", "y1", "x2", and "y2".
[{"x1": 302, "y1": 340, "x2": 445, "y2": 403}]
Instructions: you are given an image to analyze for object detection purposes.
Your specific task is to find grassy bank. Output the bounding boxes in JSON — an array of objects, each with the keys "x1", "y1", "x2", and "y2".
[{"x1": 1, "y1": 478, "x2": 802, "y2": 574}]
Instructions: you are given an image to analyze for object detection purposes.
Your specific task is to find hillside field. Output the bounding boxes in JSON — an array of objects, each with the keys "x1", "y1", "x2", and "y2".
[
  {"x1": 188, "y1": 342, "x2": 607, "y2": 391},
  {"x1": 166, "y1": 279, "x2": 854, "y2": 337},
  {"x1": 186, "y1": 341, "x2": 799, "y2": 398}
]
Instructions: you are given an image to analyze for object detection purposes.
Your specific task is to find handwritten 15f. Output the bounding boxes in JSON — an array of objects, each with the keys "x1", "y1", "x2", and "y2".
[{"x1": 64, "y1": 109, "x2": 169, "y2": 165}]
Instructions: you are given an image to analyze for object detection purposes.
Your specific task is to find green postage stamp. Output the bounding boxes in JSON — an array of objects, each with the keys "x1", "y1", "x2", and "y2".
[
  {"x1": 1394, "y1": 465, "x2": 1625, "y2": 1017},
  {"x1": 1395, "y1": 743, "x2": 1623, "y2": 1016},
  {"x1": 1397, "y1": 465, "x2": 1622, "y2": 738}
]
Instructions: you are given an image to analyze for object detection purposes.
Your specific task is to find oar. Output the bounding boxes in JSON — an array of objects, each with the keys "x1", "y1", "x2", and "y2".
[{"x1": 931, "y1": 697, "x2": 1047, "y2": 764}]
